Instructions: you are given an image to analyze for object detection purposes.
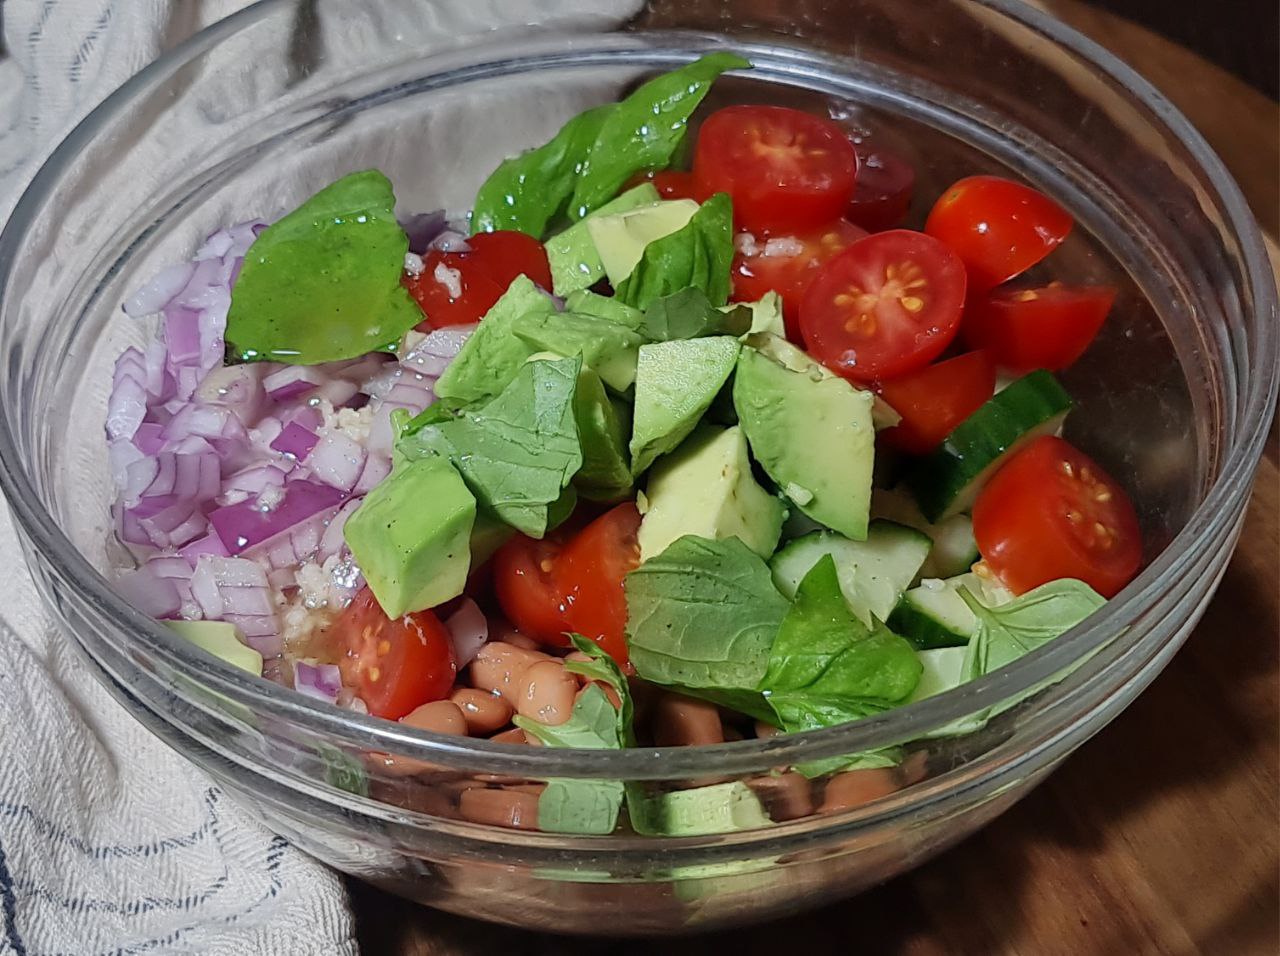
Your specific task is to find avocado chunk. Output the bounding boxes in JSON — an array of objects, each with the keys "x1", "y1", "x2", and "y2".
[
  {"x1": 546, "y1": 183, "x2": 659, "y2": 295},
  {"x1": 734, "y1": 336, "x2": 875, "y2": 541},
  {"x1": 564, "y1": 288, "x2": 644, "y2": 331},
  {"x1": 586, "y1": 199, "x2": 701, "y2": 287},
  {"x1": 638, "y1": 425, "x2": 783, "y2": 561},
  {"x1": 433, "y1": 275, "x2": 554, "y2": 405},
  {"x1": 629, "y1": 336, "x2": 741, "y2": 476},
  {"x1": 344, "y1": 455, "x2": 476, "y2": 617},
  {"x1": 166, "y1": 620, "x2": 263, "y2": 676},
  {"x1": 511, "y1": 310, "x2": 643, "y2": 392},
  {"x1": 730, "y1": 291, "x2": 785, "y2": 338},
  {"x1": 573, "y1": 367, "x2": 633, "y2": 501}
]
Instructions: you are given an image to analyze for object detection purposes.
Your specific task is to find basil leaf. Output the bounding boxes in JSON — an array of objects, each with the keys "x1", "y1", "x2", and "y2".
[
  {"x1": 761, "y1": 555, "x2": 922, "y2": 732},
  {"x1": 615, "y1": 192, "x2": 735, "y2": 310},
  {"x1": 226, "y1": 170, "x2": 421, "y2": 364},
  {"x1": 793, "y1": 748, "x2": 904, "y2": 780},
  {"x1": 959, "y1": 577, "x2": 1106, "y2": 677},
  {"x1": 433, "y1": 275, "x2": 557, "y2": 405},
  {"x1": 514, "y1": 683, "x2": 625, "y2": 836},
  {"x1": 400, "y1": 356, "x2": 583, "y2": 538},
  {"x1": 625, "y1": 535, "x2": 788, "y2": 691},
  {"x1": 314, "y1": 743, "x2": 369, "y2": 797},
  {"x1": 640, "y1": 287, "x2": 751, "y2": 342},
  {"x1": 471, "y1": 104, "x2": 616, "y2": 237},
  {"x1": 570, "y1": 53, "x2": 751, "y2": 220},
  {"x1": 564, "y1": 633, "x2": 635, "y2": 746}
]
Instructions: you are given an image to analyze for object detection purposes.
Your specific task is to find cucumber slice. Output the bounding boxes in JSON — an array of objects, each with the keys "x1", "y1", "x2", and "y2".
[
  {"x1": 906, "y1": 371, "x2": 1072, "y2": 522},
  {"x1": 908, "y1": 646, "x2": 970, "y2": 703},
  {"x1": 888, "y1": 572, "x2": 1012, "y2": 650},
  {"x1": 770, "y1": 520, "x2": 931, "y2": 624},
  {"x1": 870, "y1": 488, "x2": 979, "y2": 579}
]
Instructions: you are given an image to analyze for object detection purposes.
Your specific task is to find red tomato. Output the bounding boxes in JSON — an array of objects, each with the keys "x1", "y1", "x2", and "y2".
[
  {"x1": 878, "y1": 351, "x2": 997, "y2": 455},
  {"x1": 972, "y1": 435, "x2": 1142, "y2": 598},
  {"x1": 924, "y1": 176, "x2": 1073, "y2": 291},
  {"x1": 730, "y1": 219, "x2": 868, "y2": 341},
  {"x1": 555, "y1": 502, "x2": 642, "y2": 667},
  {"x1": 491, "y1": 503, "x2": 641, "y2": 665},
  {"x1": 964, "y1": 283, "x2": 1115, "y2": 373},
  {"x1": 334, "y1": 589, "x2": 457, "y2": 720},
  {"x1": 492, "y1": 532, "x2": 572, "y2": 648},
  {"x1": 625, "y1": 169, "x2": 699, "y2": 201},
  {"x1": 847, "y1": 143, "x2": 916, "y2": 232},
  {"x1": 693, "y1": 106, "x2": 859, "y2": 234},
  {"x1": 403, "y1": 230, "x2": 551, "y2": 329},
  {"x1": 799, "y1": 229, "x2": 967, "y2": 384}
]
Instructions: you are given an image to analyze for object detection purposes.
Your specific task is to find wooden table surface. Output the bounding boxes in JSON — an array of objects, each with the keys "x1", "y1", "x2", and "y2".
[{"x1": 351, "y1": 3, "x2": 1280, "y2": 953}]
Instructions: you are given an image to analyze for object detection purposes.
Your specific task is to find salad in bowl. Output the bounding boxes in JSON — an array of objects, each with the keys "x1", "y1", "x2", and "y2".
[{"x1": 107, "y1": 54, "x2": 1142, "y2": 835}]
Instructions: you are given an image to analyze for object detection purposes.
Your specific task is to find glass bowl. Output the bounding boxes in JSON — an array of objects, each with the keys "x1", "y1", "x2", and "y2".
[{"x1": 0, "y1": 0, "x2": 1275, "y2": 936}]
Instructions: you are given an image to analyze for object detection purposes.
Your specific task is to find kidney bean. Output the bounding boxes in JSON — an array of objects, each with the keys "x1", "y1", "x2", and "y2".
[
  {"x1": 450, "y1": 687, "x2": 514, "y2": 735},
  {"x1": 754, "y1": 721, "x2": 783, "y2": 739},
  {"x1": 458, "y1": 787, "x2": 541, "y2": 830},
  {"x1": 819, "y1": 769, "x2": 900, "y2": 813},
  {"x1": 400, "y1": 700, "x2": 468, "y2": 736},
  {"x1": 468, "y1": 642, "x2": 553, "y2": 702},
  {"x1": 746, "y1": 772, "x2": 814, "y2": 821},
  {"x1": 652, "y1": 693, "x2": 724, "y2": 747},
  {"x1": 515, "y1": 659, "x2": 577, "y2": 726}
]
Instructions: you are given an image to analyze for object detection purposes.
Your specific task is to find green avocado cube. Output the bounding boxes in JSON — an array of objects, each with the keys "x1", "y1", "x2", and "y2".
[
  {"x1": 546, "y1": 183, "x2": 659, "y2": 295},
  {"x1": 166, "y1": 620, "x2": 263, "y2": 676},
  {"x1": 344, "y1": 456, "x2": 476, "y2": 617},
  {"x1": 629, "y1": 336, "x2": 740, "y2": 476}
]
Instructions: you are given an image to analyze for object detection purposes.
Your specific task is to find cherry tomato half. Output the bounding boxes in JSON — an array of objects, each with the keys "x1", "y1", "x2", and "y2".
[
  {"x1": 492, "y1": 502, "x2": 641, "y2": 665},
  {"x1": 693, "y1": 105, "x2": 859, "y2": 234},
  {"x1": 730, "y1": 219, "x2": 868, "y2": 341},
  {"x1": 404, "y1": 230, "x2": 551, "y2": 329},
  {"x1": 878, "y1": 351, "x2": 996, "y2": 455},
  {"x1": 334, "y1": 589, "x2": 457, "y2": 720},
  {"x1": 847, "y1": 143, "x2": 916, "y2": 233},
  {"x1": 625, "y1": 169, "x2": 699, "y2": 201},
  {"x1": 800, "y1": 229, "x2": 967, "y2": 384},
  {"x1": 924, "y1": 176, "x2": 1073, "y2": 292},
  {"x1": 554, "y1": 502, "x2": 642, "y2": 667},
  {"x1": 964, "y1": 283, "x2": 1116, "y2": 373},
  {"x1": 973, "y1": 435, "x2": 1142, "y2": 598}
]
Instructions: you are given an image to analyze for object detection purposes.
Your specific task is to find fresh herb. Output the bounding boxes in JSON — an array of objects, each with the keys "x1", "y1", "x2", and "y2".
[
  {"x1": 640, "y1": 287, "x2": 753, "y2": 342},
  {"x1": 314, "y1": 743, "x2": 370, "y2": 798},
  {"x1": 959, "y1": 577, "x2": 1106, "y2": 677},
  {"x1": 514, "y1": 683, "x2": 626, "y2": 835},
  {"x1": 793, "y1": 748, "x2": 904, "y2": 781},
  {"x1": 625, "y1": 535, "x2": 788, "y2": 691},
  {"x1": 564, "y1": 633, "x2": 635, "y2": 745},
  {"x1": 471, "y1": 104, "x2": 615, "y2": 237},
  {"x1": 568, "y1": 53, "x2": 750, "y2": 219},
  {"x1": 400, "y1": 356, "x2": 583, "y2": 538},
  {"x1": 615, "y1": 192, "x2": 735, "y2": 310},
  {"x1": 432, "y1": 275, "x2": 557, "y2": 405},
  {"x1": 226, "y1": 170, "x2": 421, "y2": 364},
  {"x1": 762, "y1": 556, "x2": 922, "y2": 732},
  {"x1": 511, "y1": 310, "x2": 644, "y2": 392},
  {"x1": 571, "y1": 371, "x2": 633, "y2": 503}
]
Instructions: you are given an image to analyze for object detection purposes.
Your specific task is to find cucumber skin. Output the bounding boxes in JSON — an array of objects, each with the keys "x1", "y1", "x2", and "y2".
[
  {"x1": 887, "y1": 602, "x2": 970, "y2": 650},
  {"x1": 906, "y1": 371, "x2": 1073, "y2": 522}
]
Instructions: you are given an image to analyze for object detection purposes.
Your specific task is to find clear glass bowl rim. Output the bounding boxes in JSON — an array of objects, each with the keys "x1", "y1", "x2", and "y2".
[{"x1": 0, "y1": 0, "x2": 1275, "y2": 780}]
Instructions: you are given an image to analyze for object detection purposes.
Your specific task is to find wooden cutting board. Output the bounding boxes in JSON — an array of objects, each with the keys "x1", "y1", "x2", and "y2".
[{"x1": 351, "y1": 3, "x2": 1280, "y2": 952}]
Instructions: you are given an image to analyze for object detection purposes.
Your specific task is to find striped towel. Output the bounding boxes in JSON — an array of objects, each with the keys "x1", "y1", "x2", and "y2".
[{"x1": 0, "y1": 0, "x2": 639, "y2": 952}]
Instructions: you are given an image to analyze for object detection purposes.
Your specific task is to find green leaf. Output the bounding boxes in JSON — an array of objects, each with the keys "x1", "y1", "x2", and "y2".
[
  {"x1": 572, "y1": 373, "x2": 633, "y2": 503},
  {"x1": 569, "y1": 53, "x2": 750, "y2": 220},
  {"x1": 564, "y1": 633, "x2": 635, "y2": 746},
  {"x1": 640, "y1": 287, "x2": 751, "y2": 342},
  {"x1": 432, "y1": 275, "x2": 557, "y2": 405},
  {"x1": 625, "y1": 535, "x2": 788, "y2": 691},
  {"x1": 615, "y1": 192, "x2": 735, "y2": 310},
  {"x1": 959, "y1": 577, "x2": 1107, "y2": 677},
  {"x1": 314, "y1": 743, "x2": 369, "y2": 797},
  {"x1": 793, "y1": 748, "x2": 903, "y2": 780},
  {"x1": 400, "y1": 356, "x2": 583, "y2": 538},
  {"x1": 514, "y1": 683, "x2": 626, "y2": 836},
  {"x1": 761, "y1": 555, "x2": 922, "y2": 732},
  {"x1": 470, "y1": 104, "x2": 616, "y2": 237},
  {"x1": 226, "y1": 170, "x2": 422, "y2": 364}
]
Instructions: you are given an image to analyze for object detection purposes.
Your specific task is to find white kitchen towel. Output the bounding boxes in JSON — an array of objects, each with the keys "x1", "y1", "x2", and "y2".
[{"x1": 0, "y1": 1, "x2": 639, "y2": 954}]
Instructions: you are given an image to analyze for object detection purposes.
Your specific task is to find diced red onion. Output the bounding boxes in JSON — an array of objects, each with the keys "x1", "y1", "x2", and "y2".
[
  {"x1": 401, "y1": 324, "x2": 474, "y2": 378},
  {"x1": 190, "y1": 555, "x2": 280, "y2": 656},
  {"x1": 219, "y1": 462, "x2": 290, "y2": 506},
  {"x1": 123, "y1": 443, "x2": 221, "y2": 512},
  {"x1": 245, "y1": 503, "x2": 336, "y2": 571},
  {"x1": 264, "y1": 365, "x2": 325, "y2": 402},
  {"x1": 317, "y1": 498, "x2": 361, "y2": 561},
  {"x1": 354, "y1": 453, "x2": 390, "y2": 495},
  {"x1": 180, "y1": 530, "x2": 229, "y2": 565},
  {"x1": 271, "y1": 422, "x2": 320, "y2": 460},
  {"x1": 122, "y1": 262, "x2": 196, "y2": 318},
  {"x1": 294, "y1": 661, "x2": 344, "y2": 704},
  {"x1": 196, "y1": 364, "x2": 267, "y2": 427},
  {"x1": 107, "y1": 349, "x2": 149, "y2": 441},
  {"x1": 400, "y1": 209, "x2": 447, "y2": 254},
  {"x1": 427, "y1": 229, "x2": 471, "y2": 254},
  {"x1": 311, "y1": 378, "x2": 359, "y2": 408},
  {"x1": 330, "y1": 353, "x2": 390, "y2": 384},
  {"x1": 133, "y1": 422, "x2": 165, "y2": 454},
  {"x1": 266, "y1": 566, "x2": 296, "y2": 591},
  {"x1": 137, "y1": 501, "x2": 209, "y2": 550},
  {"x1": 209, "y1": 478, "x2": 346, "y2": 556},
  {"x1": 117, "y1": 566, "x2": 181, "y2": 618},
  {"x1": 445, "y1": 598, "x2": 489, "y2": 668},
  {"x1": 306, "y1": 432, "x2": 366, "y2": 491}
]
